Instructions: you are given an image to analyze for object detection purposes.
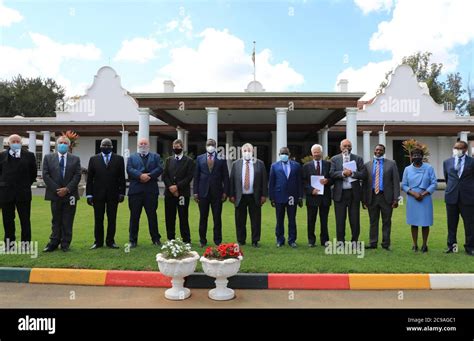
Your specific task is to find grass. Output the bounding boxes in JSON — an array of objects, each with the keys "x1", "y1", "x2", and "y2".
[{"x1": 0, "y1": 195, "x2": 472, "y2": 273}]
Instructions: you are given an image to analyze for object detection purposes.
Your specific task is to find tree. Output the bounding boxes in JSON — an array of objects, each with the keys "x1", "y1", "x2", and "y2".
[
  {"x1": 442, "y1": 72, "x2": 467, "y2": 115},
  {"x1": 0, "y1": 75, "x2": 65, "y2": 117}
]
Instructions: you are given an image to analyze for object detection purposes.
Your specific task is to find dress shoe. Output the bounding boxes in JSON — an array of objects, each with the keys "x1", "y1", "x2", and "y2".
[
  {"x1": 365, "y1": 244, "x2": 377, "y2": 249},
  {"x1": 421, "y1": 245, "x2": 428, "y2": 253},
  {"x1": 466, "y1": 250, "x2": 474, "y2": 256},
  {"x1": 412, "y1": 245, "x2": 419, "y2": 252},
  {"x1": 276, "y1": 242, "x2": 283, "y2": 248},
  {"x1": 200, "y1": 242, "x2": 207, "y2": 248},
  {"x1": 382, "y1": 245, "x2": 391, "y2": 251},
  {"x1": 308, "y1": 243, "x2": 315, "y2": 248},
  {"x1": 252, "y1": 242, "x2": 259, "y2": 248},
  {"x1": 152, "y1": 240, "x2": 161, "y2": 246},
  {"x1": 129, "y1": 242, "x2": 137, "y2": 248},
  {"x1": 107, "y1": 243, "x2": 119, "y2": 249},
  {"x1": 61, "y1": 246, "x2": 70, "y2": 252},
  {"x1": 43, "y1": 245, "x2": 56, "y2": 252},
  {"x1": 289, "y1": 242, "x2": 297, "y2": 248},
  {"x1": 89, "y1": 244, "x2": 102, "y2": 250},
  {"x1": 445, "y1": 247, "x2": 455, "y2": 254},
  {"x1": 238, "y1": 242, "x2": 246, "y2": 246}
]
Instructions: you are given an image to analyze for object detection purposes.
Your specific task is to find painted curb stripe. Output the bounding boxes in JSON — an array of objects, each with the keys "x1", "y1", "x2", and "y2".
[
  {"x1": 429, "y1": 274, "x2": 474, "y2": 289},
  {"x1": 349, "y1": 274, "x2": 431, "y2": 290},
  {"x1": 29, "y1": 268, "x2": 107, "y2": 286},
  {"x1": 185, "y1": 273, "x2": 268, "y2": 289},
  {"x1": 105, "y1": 271, "x2": 171, "y2": 288},
  {"x1": 0, "y1": 267, "x2": 31, "y2": 283},
  {"x1": 268, "y1": 274, "x2": 350, "y2": 290}
]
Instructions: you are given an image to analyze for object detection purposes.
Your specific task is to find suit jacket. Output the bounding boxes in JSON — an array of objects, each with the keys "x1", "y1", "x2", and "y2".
[
  {"x1": 86, "y1": 153, "x2": 126, "y2": 201},
  {"x1": 193, "y1": 152, "x2": 229, "y2": 198},
  {"x1": 162, "y1": 155, "x2": 195, "y2": 198},
  {"x1": 126, "y1": 152, "x2": 163, "y2": 196},
  {"x1": 42, "y1": 152, "x2": 82, "y2": 201},
  {"x1": 443, "y1": 155, "x2": 474, "y2": 205},
  {"x1": 329, "y1": 153, "x2": 367, "y2": 202},
  {"x1": 0, "y1": 148, "x2": 37, "y2": 204},
  {"x1": 362, "y1": 158, "x2": 400, "y2": 205},
  {"x1": 268, "y1": 160, "x2": 303, "y2": 204},
  {"x1": 229, "y1": 158, "x2": 268, "y2": 207},
  {"x1": 302, "y1": 159, "x2": 333, "y2": 207}
]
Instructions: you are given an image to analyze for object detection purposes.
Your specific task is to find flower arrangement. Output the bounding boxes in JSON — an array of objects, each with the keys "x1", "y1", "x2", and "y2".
[
  {"x1": 203, "y1": 243, "x2": 243, "y2": 260},
  {"x1": 402, "y1": 139, "x2": 430, "y2": 162},
  {"x1": 160, "y1": 238, "x2": 193, "y2": 260},
  {"x1": 62, "y1": 130, "x2": 80, "y2": 151}
]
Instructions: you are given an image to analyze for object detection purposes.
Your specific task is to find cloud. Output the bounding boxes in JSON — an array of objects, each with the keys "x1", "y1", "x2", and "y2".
[
  {"x1": 114, "y1": 37, "x2": 166, "y2": 63},
  {"x1": 0, "y1": 1, "x2": 23, "y2": 27},
  {"x1": 133, "y1": 28, "x2": 304, "y2": 92},
  {"x1": 354, "y1": 0, "x2": 393, "y2": 14},
  {"x1": 337, "y1": 0, "x2": 474, "y2": 93}
]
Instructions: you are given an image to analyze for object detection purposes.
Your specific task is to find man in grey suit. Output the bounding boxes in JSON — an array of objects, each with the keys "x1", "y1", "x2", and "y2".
[
  {"x1": 42, "y1": 136, "x2": 82, "y2": 252},
  {"x1": 362, "y1": 144, "x2": 400, "y2": 250},
  {"x1": 329, "y1": 139, "x2": 367, "y2": 243},
  {"x1": 229, "y1": 143, "x2": 268, "y2": 247}
]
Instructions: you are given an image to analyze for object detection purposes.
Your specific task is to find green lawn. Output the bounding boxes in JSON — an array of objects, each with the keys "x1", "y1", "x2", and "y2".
[{"x1": 0, "y1": 195, "x2": 472, "y2": 273}]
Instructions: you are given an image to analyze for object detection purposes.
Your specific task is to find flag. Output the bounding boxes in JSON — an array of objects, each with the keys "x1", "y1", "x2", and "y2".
[{"x1": 252, "y1": 41, "x2": 255, "y2": 65}]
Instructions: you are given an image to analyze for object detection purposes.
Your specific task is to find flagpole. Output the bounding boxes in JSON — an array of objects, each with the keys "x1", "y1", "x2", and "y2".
[{"x1": 253, "y1": 41, "x2": 256, "y2": 82}]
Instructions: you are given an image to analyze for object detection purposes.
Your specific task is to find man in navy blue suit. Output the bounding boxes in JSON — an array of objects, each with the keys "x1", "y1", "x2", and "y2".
[
  {"x1": 443, "y1": 140, "x2": 474, "y2": 256},
  {"x1": 127, "y1": 138, "x2": 163, "y2": 248},
  {"x1": 193, "y1": 138, "x2": 229, "y2": 247},
  {"x1": 268, "y1": 147, "x2": 303, "y2": 248}
]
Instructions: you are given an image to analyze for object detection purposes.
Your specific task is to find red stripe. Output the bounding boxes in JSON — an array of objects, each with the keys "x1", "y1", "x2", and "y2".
[
  {"x1": 268, "y1": 274, "x2": 350, "y2": 290},
  {"x1": 105, "y1": 270, "x2": 171, "y2": 288}
]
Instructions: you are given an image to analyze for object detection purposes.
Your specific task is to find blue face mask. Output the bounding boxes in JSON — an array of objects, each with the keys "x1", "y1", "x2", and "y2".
[
  {"x1": 10, "y1": 143, "x2": 22, "y2": 152},
  {"x1": 279, "y1": 154, "x2": 289, "y2": 162},
  {"x1": 57, "y1": 143, "x2": 69, "y2": 154}
]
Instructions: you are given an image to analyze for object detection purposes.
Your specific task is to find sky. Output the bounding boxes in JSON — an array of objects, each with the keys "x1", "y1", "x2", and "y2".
[{"x1": 0, "y1": 0, "x2": 473, "y2": 96}]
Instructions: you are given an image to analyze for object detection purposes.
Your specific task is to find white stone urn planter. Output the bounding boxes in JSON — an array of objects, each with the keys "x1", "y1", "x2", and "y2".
[
  {"x1": 200, "y1": 256, "x2": 243, "y2": 301},
  {"x1": 156, "y1": 251, "x2": 199, "y2": 300}
]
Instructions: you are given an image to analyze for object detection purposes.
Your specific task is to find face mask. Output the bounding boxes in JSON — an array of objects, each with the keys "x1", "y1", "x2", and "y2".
[
  {"x1": 374, "y1": 155, "x2": 385, "y2": 160},
  {"x1": 280, "y1": 154, "x2": 289, "y2": 162},
  {"x1": 173, "y1": 148, "x2": 183, "y2": 155},
  {"x1": 138, "y1": 146, "x2": 150, "y2": 155},
  {"x1": 101, "y1": 147, "x2": 112, "y2": 154},
  {"x1": 452, "y1": 149, "x2": 464, "y2": 158},
  {"x1": 57, "y1": 143, "x2": 69, "y2": 154},
  {"x1": 242, "y1": 152, "x2": 252, "y2": 161},
  {"x1": 342, "y1": 148, "x2": 352, "y2": 155},
  {"x1": 412, "y1": 156, "x2": 423, "y2": 165},
  {"x1": 10, "y1": 143, "x2": 21, "y2": 152},
  {"x1": 206, "y1": 145, "x2": 216, "y2": 154}
]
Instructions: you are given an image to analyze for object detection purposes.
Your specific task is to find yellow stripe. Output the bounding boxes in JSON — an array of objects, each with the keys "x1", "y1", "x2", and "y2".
[
  {"x1": 349, "y1": 274, "x2": 431, "y2": 290},
  {"x1": 29, "y1": 268, "x2": 107, "y2": 286}
]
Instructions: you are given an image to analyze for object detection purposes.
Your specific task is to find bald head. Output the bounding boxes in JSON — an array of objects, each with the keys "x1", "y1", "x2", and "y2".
[
  {"x1": 340, "y1": 139, "x2": 352, "y2": 154},
  {"x1": 8, "y1": 134, "x2": 22, "y2": 145}
]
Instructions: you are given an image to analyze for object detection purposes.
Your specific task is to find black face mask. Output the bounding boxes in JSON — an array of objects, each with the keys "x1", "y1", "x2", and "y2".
[
  {"x1": 101, "y1": 147, "x2": 112, "y2": 154},
  {"x1": 412, "y1": 156, "x2": 423, "y2": 165},
  {"x1": 173, "y1": 148, "x2": 183, "y2": 155}
]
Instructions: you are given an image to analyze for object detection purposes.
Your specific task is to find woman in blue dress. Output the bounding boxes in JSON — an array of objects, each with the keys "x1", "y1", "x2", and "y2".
[{"x1": 401, "y1": 148, "x2": 437, "y2": 253}]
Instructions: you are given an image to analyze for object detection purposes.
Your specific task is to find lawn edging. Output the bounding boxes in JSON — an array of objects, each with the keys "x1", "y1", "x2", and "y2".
[{"x1": 1, "y1": 267, "x2": 473, "y2": 290}]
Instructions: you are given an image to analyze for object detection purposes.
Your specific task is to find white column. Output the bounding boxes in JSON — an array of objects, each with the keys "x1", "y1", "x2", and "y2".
[
  {"x1": 27, "y1": 131, "x2": 36, "y2": 155},
  {"x1": 378, "y1": 130, "x2": 387, "y2": 146},
  {"x1": 138, "y1": 108, "x2": 150, "y2": 143},
  {"x1": 176, "y1": 126, "x2": 185, "y2": 141},
  {"x1": 345, "y1": 107, "x2": 358, "y2": 155},
  {"x1": 271, "y1": 131, "x2": 276, "y2": 163},
  {"x1": 275, "y1": 107, "x2": 288, "y2": 159},
  {"x1": 321, "y1": 127, "x2": 329, "y2": 158},
  {"x1": 184, "y1": 130, "x2": 189, "y2": 153},
  {"x1": 225, "y1": 130, "x2": 234, "y2": 172},
  {"x1": 459, "y1": 131, "x2": 470, "y2": 142},
  {"x1": 206, "y1": 107, "x2": 219, "y2": 144},
  {"x1": 0, "y1": 136, "x2": 4, "y2": 151},
  {"x1": 41, "y1": 131, "x2": 51, "y2": 162},
  {"x1": 363, "y1": 131, "x2": 372, "y2": 163},
  {"x1": 120, "y1": 130, "x2": 129, "y2": 158}
]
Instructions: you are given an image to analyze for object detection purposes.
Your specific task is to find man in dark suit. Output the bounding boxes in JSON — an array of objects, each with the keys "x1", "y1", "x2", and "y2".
[
  {"x1": 127, "y1": 137, "x2": 163, "y2": 248},
  {"x1": 193, "y1": 138, "x2": 229, "y2": 247},
  {"x1": 86, "y1": 138, "x2": 126, "y2": 249},
  {"x1": 162, "y1": 139, "x2": 195, "y2": 243},
  {"x1": 269, "y1": 147, "x2": 303, "y2": 248},
  {"x1": 303, "y1": 144, "x2": 333, "y2": 247},
  {"x1": 0, "y1": 134, "x2": 37, "y2": 250},
  {"x1": 362, "y1": 144, "x2": 400, "y2": 250},
  {"x1": 443, "y1": 140, "x2": 474, "y2": 256},
  {"x1": 42, "y1": 136, "x2": 82, "y2": 252},
  {"x1": 229, "y1": 143, "x2": 268, "y2": 247},
  {"x1": 329, "y1": 139, "x2": 367, "y2": 243}
]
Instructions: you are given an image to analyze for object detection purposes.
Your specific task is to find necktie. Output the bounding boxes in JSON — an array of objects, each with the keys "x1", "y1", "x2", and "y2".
[
  {"x1": 315, "y1": 161, "x2": 321, "y2": 175},
  {"x1": 284, "y1": 162, "x2": 289, "y2": 178},
  {"x1": 207, "y1": 153, "x2": 214, "y2": 171},
  {"x1": 374, "y1": 159, "x2": 380, "y2": 194},
  {"x1": 455, "y1": 157, "x2": 461, "y2": 176},
  {"x1": 105, "y1": 154, "x2": 110, "y2": 166},
  {"x1": 244, "y1": 161, "x2": 250, "y2": 191},
  {"x1": 59, "y1": 156, "x2": 65, "y2": 179},
  {"x1": 176, "y1": 156, "x2": 179, "y2": 161}
]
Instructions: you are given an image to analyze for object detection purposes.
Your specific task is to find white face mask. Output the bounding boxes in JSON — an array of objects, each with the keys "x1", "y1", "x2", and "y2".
[
  {"x1": 206, "y1": 145, "x2": 215, "y2": 154},
  {"x1": 242, "y1": 151, "x2": 252, "y2": 160},
  {"x1": 374, "y1": 155, "x2": 385, "y2": 160},
  {"x1": 452, "y1": 149, "x2": 464, "y2": 158},
  {"x1": 138, "y1": 145, "x2": 150, "y2": 154}
]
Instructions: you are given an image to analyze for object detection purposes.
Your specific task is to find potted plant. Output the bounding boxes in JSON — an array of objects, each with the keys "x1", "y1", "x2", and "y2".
[
  {"x1": 156, "y1": 239, "x2": 199, "y2": 300},
  {"x1": 200, "y1": 243, "x2": 243, "y2": 301},
  {"x1": 61, "y1": 130, "x2": 79, "y2": 153}
]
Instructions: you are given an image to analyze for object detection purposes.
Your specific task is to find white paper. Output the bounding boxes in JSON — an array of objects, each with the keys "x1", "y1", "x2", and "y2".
[
  {"x1": 343, "y1": 160, "x2": 358, "y2": 183},
  {"x1": 311, "y1": 175, "x2": 325, "y2": 195}
]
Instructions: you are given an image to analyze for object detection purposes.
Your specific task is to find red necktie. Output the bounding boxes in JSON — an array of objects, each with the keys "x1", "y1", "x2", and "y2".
[{"x1": 315, "y1": 161, "x2": 321, "y2": 175}]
